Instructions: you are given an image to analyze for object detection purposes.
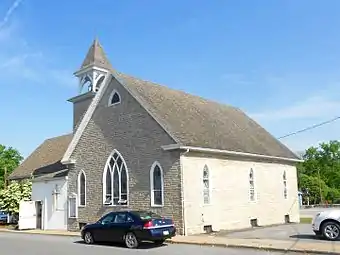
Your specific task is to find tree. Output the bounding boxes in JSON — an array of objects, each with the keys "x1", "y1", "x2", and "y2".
[
  {"x1": 0, "y1": 180, "x2": 32, "y2": 215},
  {"x1": 297, "y1": 140, "x2": 340, "y2": 204},
  {"x1": 0, "y1": 145, "x2": 23, "y2": 188},
  {"x1": 298, "y1": 173, "x2": 329, "y2": 204},
  {"x1": 326, "y1": 187, "x2": 340, "y2": 204}
]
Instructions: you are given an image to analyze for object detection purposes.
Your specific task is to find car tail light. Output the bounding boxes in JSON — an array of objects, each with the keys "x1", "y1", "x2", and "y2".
[{"x1": 143, "y1": 221, "x2": 154, "y2": 229}]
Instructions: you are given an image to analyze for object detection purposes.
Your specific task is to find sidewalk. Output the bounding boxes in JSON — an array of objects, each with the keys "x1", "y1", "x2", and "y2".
[
  {"x1": 169, "y1": 235, "x2": 340, "y2": 254},
  {"x1": 0, "y1": 228, "x2": 340, "y2": 254}
]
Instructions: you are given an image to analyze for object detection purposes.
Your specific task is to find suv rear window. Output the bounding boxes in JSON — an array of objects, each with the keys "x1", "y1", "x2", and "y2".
[{"x1": 133, "y1": 211, "x2": 161, "y2": 220}]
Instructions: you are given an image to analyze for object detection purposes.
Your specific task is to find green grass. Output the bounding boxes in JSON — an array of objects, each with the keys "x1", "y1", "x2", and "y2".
[
  {"x1": 0, "y1": 223, "x2": 17, "y2": 229},
  {"x1": 300, "y1": 217, "x2": 312, "y2": 224}
]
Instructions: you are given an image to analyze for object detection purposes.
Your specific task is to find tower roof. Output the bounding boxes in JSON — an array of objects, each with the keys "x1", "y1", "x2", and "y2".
[{"x1": 79, "y1": 38, "x2": 112, "y2": 70}]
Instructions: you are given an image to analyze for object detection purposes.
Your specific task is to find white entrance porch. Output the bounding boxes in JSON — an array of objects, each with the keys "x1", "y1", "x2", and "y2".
[{"x1": 31, "y1": 177, "x2": 68, "y2": 230}]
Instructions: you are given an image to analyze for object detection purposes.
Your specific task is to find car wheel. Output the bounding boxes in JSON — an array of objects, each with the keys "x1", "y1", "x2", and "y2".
[
  {"x1": 84, "y1": 231, "x2": 95, "y2": 244},
  {"x1": 322, "y1": 221, "x2": 340, "y2": 241},
  {"x1": 125, "y1": 232, "x2": 139, "y2": 249},
  {"x1": 154, "y1": 239, "x2": 165, "y2": 245}
]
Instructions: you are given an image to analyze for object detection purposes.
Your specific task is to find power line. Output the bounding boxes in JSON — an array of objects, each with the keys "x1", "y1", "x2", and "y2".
[{"x1": 277, "y1": 116, "x2": 340, "y2": 140}]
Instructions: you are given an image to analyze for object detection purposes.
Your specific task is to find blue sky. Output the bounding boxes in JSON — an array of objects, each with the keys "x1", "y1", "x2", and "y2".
[{"x1": 1, "y1": 0, "x2": 340, "y2": 158}]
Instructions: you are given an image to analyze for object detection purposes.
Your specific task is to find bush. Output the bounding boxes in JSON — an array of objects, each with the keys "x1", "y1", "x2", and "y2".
[{"x1": 0, "y1": 180, "x2": 32, "y2": 215}]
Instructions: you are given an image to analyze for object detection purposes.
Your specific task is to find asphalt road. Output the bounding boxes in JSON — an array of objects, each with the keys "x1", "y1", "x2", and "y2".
[
  {"x1": 0, "y1": 232, "x2": 310, "y2": 255},
  {"x1": 300, "y1": 207, "x2": 337, "y2": 217}
]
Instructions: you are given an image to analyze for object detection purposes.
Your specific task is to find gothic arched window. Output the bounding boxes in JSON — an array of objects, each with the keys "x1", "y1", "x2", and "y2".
[
  {"x1": 283, "y1": 170, "x2": 287, "y2": 199},
  {"x1": 103, "y1": 150, "x2": 128, "y2": 205},
  {"x1": 108, "y1": 89, "x2": 121, "y2": 106},
  {"x1": 203, "y1": 165, "x2": 210, "y2": 204},
  {"x1": 78, "y1": 170, "x2": 86, "y2": 206},
  {"x1": 150, "y1": 162, "x2": 164, "y2": 206},
  {"x1": 249, "y1": 168, "x2": 255, "y2": 201}
]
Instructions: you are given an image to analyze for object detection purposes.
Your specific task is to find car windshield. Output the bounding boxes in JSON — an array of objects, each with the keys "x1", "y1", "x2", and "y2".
[
  {"x1": 0, "y1": 211, "x2": 5, "y2": 215},
  {"x1": 133, "y1": 211, "x2": 161, "y2": 220}
]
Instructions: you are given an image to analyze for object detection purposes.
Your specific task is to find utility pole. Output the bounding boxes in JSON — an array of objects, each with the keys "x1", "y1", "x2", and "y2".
[
  {"x1": 317, "y1": 167, "x2": 323, "y2": 205},
  {"x1": 4, "y1": 166, "x2": 7, "y2": 189},
  {"x1": 306, "y1": 188, "x2": 310, "y2": 206}
]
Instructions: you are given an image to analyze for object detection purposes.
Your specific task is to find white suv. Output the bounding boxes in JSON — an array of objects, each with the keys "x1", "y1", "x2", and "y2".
[{"x1": 312, "y1": 210, "x2": 340, "y2": 241}]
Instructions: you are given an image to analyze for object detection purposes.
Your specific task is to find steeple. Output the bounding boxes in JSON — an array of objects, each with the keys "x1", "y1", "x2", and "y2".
[
  {"x1": 79, "y1": 38, "x2": 112, "y2": 70},
  {"x1": 69, "y1": 38, "x2": 112, "y2": 131},
  {"x1": 74, "y1": 38, "x2": 112, "y2": 94}
]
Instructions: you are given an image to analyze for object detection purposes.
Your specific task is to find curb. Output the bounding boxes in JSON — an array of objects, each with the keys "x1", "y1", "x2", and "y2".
[
  {"x1": 165, "y1": 239, "x2": 339, "y2": 255},
  {"x1": 0, "y1": 228, "x2": 338, "y2": 254},
  {"x1": 0, "y1": 228, "x2": 80, "y2": 237}
]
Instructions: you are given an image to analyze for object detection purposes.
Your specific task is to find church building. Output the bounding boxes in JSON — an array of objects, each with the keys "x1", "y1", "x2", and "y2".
[{"x1": 9, "y1": 39, "x2": 301, "y2": 235}]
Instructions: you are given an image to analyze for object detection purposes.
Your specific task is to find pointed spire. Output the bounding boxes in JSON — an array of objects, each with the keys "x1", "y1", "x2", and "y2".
[{"x1": 79, "y1": 38, "x2": 112, "y2": 70}]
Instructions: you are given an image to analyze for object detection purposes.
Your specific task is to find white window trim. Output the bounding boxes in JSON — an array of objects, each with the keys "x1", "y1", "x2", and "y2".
[
  {"x1": 249, "y1": 168, "x2": 256, "y2": 202},
  {"x1": 77, "y1": 170, "x2": 86, "y2": 207},
  {"x1": 68, "y1": 193, "x2": 78, "y2": 219},
  {"x1": 102, "y1": 149, "x2": 129, "y2": 206},
  {"x1": 108, "y1": 89, "x2": 121, "y2": 106},
  {"x1": 150, "y1": 161, "x2": 164, "y2": 207},
  {"x1": 52, "y1": 184, "x2": 64, "y2": 211},
  {"x1": 283, "y1": 170, "x2": 288, "y2": 199},
  {"x1": 203, "y1": 165, "x2": 211, "y2": 205},
  {"x1": 102, "y1": 168, "x2": 112, "y2": 205}
]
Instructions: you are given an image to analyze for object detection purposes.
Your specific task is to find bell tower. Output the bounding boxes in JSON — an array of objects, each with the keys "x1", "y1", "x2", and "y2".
[
  {"x1": 68, "y1": 38, "x2": 112, "y2": 130},
  {"x1": 74, "y1": 38, "x2": 112, "y2": 94}
]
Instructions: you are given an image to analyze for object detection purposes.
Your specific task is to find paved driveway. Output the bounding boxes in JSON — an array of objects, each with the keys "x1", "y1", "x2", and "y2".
[
  {"x1": 211, "y1": 223, "x2": 332, "y2": 244},
  {"x1": 0, "y1": 232, "x2": 308, "y2": 255}
]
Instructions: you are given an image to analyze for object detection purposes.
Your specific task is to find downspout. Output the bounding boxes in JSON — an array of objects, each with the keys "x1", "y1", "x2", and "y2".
[{"x1": 180, "y1": 148, "x2": 190, "y2": 236}]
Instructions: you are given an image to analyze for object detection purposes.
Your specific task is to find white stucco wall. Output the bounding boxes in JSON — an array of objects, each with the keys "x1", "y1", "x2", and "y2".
[
  {"x1": 31, "y1": 178, "x2": 68, "y2": 230},
  {"x1": 181, "y1": 154, "x2": 300, "y2": 235}
]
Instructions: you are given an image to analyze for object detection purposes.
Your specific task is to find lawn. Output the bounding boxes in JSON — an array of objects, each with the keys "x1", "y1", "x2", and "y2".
[
  {"x1": 0, "y1": 223, "x2": 17, "y2": 230},
  {"x1": 300, "y1": 217, "x2": 312, "y2": 224}
]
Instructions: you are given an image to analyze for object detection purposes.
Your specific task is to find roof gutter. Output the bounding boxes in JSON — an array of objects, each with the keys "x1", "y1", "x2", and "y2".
[
  {"x1": 161, "y1": 144, "x2": 303, "y2": 163},
  {"x1": 7, "y1": 175, "x2": 32, "y2": 181},
  {"x1": 61, "y1": 159, "x2": 76, "y2": 165},
  {"x1": 32, "y1": 175, "x2": 68, "y2": 183}
]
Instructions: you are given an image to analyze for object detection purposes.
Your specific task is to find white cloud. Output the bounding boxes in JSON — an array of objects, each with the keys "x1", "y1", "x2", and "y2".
[
  {"x1": 0, "y1": 51, "x2": 76, "y2": 87},
  {"x1": 219, "y1": 69, "x2": 340, "y2": 152},
  {"x1": 0, "y1": 54, "x2": 46, "y2": 83},
  {"x1": 0, "y1": 1, "x2": 76, "y2": 88},
  {"x1": 0, "y1": 22, "x2": 76, "y2": 88},
  {"x1": 1, "y1": 58, "x2": 76, "y2": 87},
  {"x1": 49, "y1": 69, "x2": 78, "y2": 88},
  {"x1": 0, "y1": 0, "x2": 23, "y2": 30},
  {"x1": 280, "y1": 121, "x2": 340, "y2": 152},
  {"x1": 0, "y1": 52, "x2": 42, "y2": 69},
  {"x1": 249, "y1": 87, "x2": 340, "y2": 152},
  {"x1": 251, "y1": 95, "x2": 340, "y2": 121},
  {"x1": 0, "y1": 24, "x2": 13, "y2": 41}
]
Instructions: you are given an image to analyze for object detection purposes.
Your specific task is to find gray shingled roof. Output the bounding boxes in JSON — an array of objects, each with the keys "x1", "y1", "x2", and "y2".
[
  {"x1": 74, "y1": 38, "x2": 298, "y2": 160},
  {"x1": 9, "y1": 134, "x2": 73, "y2": 180},
  {"x1": 12, "y1": 40, "x2": 298, "y2": 181},
  {"x1": 79, "y1": 39, "x2": 112, "y2": 70},
  {"x1": 113, "y1": 72, "x2": 298, "y2": 160}
]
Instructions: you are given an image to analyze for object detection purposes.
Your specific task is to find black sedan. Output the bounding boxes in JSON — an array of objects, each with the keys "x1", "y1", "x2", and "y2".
[{"x1": 80, "y1": 210, "x2": 176, "y2": 248}]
